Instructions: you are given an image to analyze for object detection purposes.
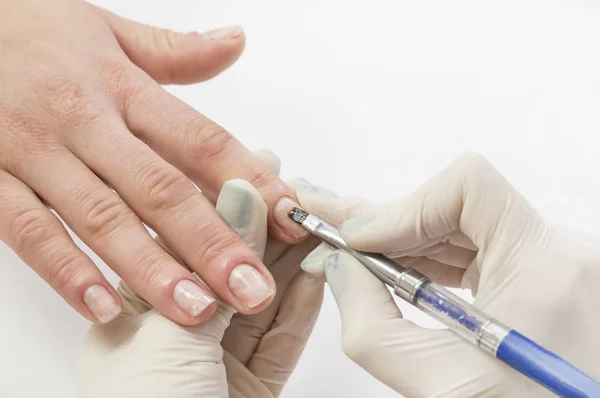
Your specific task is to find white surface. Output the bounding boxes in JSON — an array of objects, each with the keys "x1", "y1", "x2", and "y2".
[{"x1": 2, "y1": 1, "x2": 600, "y2": 397}]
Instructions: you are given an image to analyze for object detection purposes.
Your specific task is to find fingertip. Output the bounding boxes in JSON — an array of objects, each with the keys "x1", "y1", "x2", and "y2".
[
  {"x1": 251, "y1": 149, "x2": 281, "y2": 175},
  {"x1": 201, "y1": 26, "x2": 245, "y2": 41},
  {"x1": 172, "y1": 279, "x2": 217, "y2": 320},
  {"x1": 228, "y1": 264, "x2": 276, "y2": 313},
  {"x1": 301, "y1": 243, "x2": 334, "y2": 275},
  {"x1": 172, "y1": 27, "x2": 245, "y2": 84},
  {"x1": 176, "y1": 298, "x2": 219, "y2": 327},
  {"x1": 83, "y1": 284, "x2": 123, "y2": 324}
]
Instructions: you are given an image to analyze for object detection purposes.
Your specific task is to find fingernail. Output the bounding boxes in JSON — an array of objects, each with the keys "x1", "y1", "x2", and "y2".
[
  {"x1": 83, "y1": 285, "x2": 121, "y2": 323},
  {"x1": 228, "y1": 264, "x2": 274, "y2": 309},
  {"x1": 204, "y1": 26, "x2": 243, "y2": 40},
  {"x1": 340, "y1": 210, "x2": 379, "y2": 236},
  {"x1": 173, "y1": 280, "x2": 215, "y2": 317},
  {"x1": 274, "y1": 197, "x2": 309, "y2": 239}
]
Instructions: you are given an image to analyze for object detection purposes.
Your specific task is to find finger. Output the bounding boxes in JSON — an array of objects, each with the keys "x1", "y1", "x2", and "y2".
[
  {"x1": 299, "y1": 242, "x2": 335, "y2": 275},
  {"x1": 397, "y1": 257, "x2": 466, "y2": 288},
  {"x1": 246, "y1": 272, "x2": 325, "y2": 397},
  {"x1": 221, "y1": 237, "x2": 321, "y2": 366},
  {"x1": 89, "y1": 4, "x2": 245, "y2": 85},
  {"x1": 117, "y1": 177, "x2": 271, "y2": 318},
  {"x1": 251, "y1": 149, "x2": 281, "y2": 176},
  {"x1": 216, "y1": 179, "x2": 268, "y2": 259},
  {"x1": 323, "y1": 250, "x2": 402, "y2": 346},
  {"x1": 122, "y1": 80, "x2": 306, "y2": 243},
  {"x1": 386, "y1": 230, "x2": 478, "y2": 256},
  {"x1": 296, "y1": 183, "x2": 371, "y2": 226},
  {"x1": 16, "y1": 150, "x2": 216, "y2": 325},
  {"x1": 324, "y1": 250, "x2": 504, "y2": 397},
  {"x1": 116, "y1": 149, "x2": 281, "y2": 315},
  {"x1": 66, "y1": 119, "x2": 275, "y2": 315},
  {"x1": 0, "y1": 171, "x2": 122, "y2": 323},
  {"x1": 339, "y1": 153, "x2": 542, "y2": 253},
  {"x1": 398, "y1": 242, "x2": 477, "y2": 269}
]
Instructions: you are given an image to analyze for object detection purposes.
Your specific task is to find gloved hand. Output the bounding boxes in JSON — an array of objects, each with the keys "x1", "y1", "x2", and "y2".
[
  {"x1": 297, "y1": 153, "x2": 600, "y2": 397},
  {"x1": 78, "y1": 151, "x2": 323, "y2": 398}
]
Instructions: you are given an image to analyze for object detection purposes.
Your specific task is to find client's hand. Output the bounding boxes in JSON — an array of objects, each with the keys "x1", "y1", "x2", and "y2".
[
  {"x1": 78, "y1": 152, "x2": 323, "y2": 398},
  {"x1": 296, "y1": 153, "x2": 600, "y2": 397}
]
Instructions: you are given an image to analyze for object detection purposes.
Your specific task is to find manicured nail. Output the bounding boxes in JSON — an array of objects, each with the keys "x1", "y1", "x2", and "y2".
[
  {"x1": 173, "y1": 280, "x2": 215, "y2": 317},
  {"x1": 204, "y1": 26, "x2": 243, "y2": 40},
  {"x1": 228, "y1": 264, "x2": 274, "y2": 309},
  {"x1": 274, "y1": 197, "x2": 309, "y2": 239},
  {"x1": 83, "y1": 284, "x2": 121, "y2": 323}
]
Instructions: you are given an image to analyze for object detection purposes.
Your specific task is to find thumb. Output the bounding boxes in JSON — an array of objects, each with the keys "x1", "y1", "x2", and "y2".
[
  {"x1": 90, "y1": 4, "x2": 245, "y2": 85},
  {"x1": 323, "y1": 250, "x2": 402, "y2": 337},
  {"x1": 339, "y1": 153, "x2": 542, "y2": 254},
  {"x1": 323, "y1": 251, "x2": 511, "y2": 397}
]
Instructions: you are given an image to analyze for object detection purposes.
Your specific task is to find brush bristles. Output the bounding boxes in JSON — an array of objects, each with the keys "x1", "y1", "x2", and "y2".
[{"x1": 288, "y1": 207, "x2": 308, "y2": 224}]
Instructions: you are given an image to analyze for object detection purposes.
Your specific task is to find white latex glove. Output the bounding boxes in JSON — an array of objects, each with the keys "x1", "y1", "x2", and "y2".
[
  {"x1": 296, "y1": 153, "x2": 600, "y2": 397},
  {"x1": 78, "y1": 151, "x2": 323, "y2": 398}
]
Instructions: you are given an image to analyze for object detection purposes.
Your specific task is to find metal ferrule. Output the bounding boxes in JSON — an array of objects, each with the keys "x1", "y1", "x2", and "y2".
[
  {"x1": 394, "y1": 268, "x2": 429, "y2": 303},
  {"x1": 478, "y1": 321, "x2": 510, "y2": 355}
]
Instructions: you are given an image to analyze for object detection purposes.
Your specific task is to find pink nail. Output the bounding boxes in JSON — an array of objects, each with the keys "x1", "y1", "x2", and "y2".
[
  {"x1": 203, "y1": 26, "x2": 243, "y2": 40},
  {"x1": 228, "y1": 264, "x2": 274, "y2": 309},
  {"x1": 83, "y1": 285, "x2": 121, "y2": 323},
  {"x1": 274, "y1": 197, "x2": 309, "y2": 239},
  {"x1": 173, "y1": 280, "x2": 215, "y2": 317}
]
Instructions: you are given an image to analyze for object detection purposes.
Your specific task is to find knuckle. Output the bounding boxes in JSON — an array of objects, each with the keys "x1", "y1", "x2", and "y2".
[
  {"x1": 195, "y1": 226, "x2": 241, "y2": 268},
  {"x1": 133, "y1": 251, "x2": 168, "y2": 288},
  {"x1": 29, "y1": 73, "x2": 96, "y2": 123},
  {"x1": 151, "y1": 27, "x2": 179, "y2": 53},
  {"x1": 10, "y1": 208, "x2": 55, "y2": 252},
  {"x1": 139, "y1": 165, "x2": 197, "y2": 212},
  {"x1": 97, "y1": 58, "x2": 143, "y2": 106},
  {"x1": 184, "y1": 119, "x2": 235, "y2": 163},
  {"x1": 81, "y1": 194, "x2": 132, "y2": 237},
  {"x1": 453, "y1": 152, "x2": 493, "y2": 178},
  {"x1": 46, "y1": 253, "x2": 86, "y2": 292},
  {"x1": 246, "y1": 167, "x2": 278, "y2": 191}
]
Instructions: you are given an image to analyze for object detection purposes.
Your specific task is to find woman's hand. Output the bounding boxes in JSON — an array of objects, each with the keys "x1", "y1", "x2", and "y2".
[
  {"x1": 78, "y1": 152, "x2": 323, "y2": 398},
  {"x1": 0, "y1": 1, "x2": 306, "y2": 326},
  {"x1": 297, "y1": 153, "x2": 600, "y2": 397}
]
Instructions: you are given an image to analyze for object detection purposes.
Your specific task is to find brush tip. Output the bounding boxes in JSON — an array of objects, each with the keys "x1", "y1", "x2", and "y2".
[{"x1": 288, "y1": 207, "x2": 309, "y2": 224}]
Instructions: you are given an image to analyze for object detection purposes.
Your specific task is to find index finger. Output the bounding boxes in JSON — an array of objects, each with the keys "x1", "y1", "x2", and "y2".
[{"x1": 122, "y1": 79, "x2": 307, "y2": 243}]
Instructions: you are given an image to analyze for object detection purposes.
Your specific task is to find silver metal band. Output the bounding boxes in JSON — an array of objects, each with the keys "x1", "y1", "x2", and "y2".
[
  {"x1": 394, "y1": 268, "x2": 429, "y2": 303},
  {"x1": 478, "y1": 320, "x2": 510, "y2": 355}
]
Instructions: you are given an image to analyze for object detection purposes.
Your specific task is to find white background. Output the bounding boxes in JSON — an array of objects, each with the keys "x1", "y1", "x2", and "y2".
[{"x1": 2, "y1": 1, "x2": 600, "y2": 397}]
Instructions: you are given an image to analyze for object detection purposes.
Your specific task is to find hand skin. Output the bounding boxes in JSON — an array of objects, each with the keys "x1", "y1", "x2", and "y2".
[
  {"x1": 0, "y1": 0, "x2": 306, "y2": 326},
  {"x1": 79, "y1": 160, "x2": 324, "y2": 398}
]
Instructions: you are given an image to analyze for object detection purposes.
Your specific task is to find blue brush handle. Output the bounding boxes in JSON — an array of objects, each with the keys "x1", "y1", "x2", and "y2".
[{"x1": 496, "y1": 331, "x2": 600, "y2": 397}]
